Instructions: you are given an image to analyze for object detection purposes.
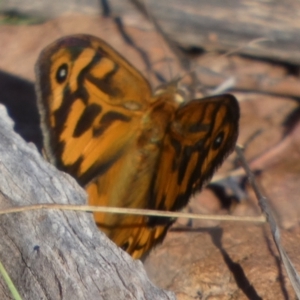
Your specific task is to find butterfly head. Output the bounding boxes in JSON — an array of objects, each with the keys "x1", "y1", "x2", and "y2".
[{"x1": 153, "y1": 77, "x2": 188, "y2": 106}]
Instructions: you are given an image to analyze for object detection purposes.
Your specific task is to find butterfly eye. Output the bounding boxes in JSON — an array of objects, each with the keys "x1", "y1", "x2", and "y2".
[
  {"x1": 56, "y1": 63, "x2": 68, "y2": 83},
  {"x1": 212, "y1": 131, "x2": 225, "y2": 150}
]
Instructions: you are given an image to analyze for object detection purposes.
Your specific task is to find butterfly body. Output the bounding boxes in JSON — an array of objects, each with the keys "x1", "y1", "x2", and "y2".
[{"x1": 36, "y1": 34, "x2": 239, "y2": 258}]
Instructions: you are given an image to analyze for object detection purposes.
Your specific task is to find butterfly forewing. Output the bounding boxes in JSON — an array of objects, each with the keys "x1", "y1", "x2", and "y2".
[
  {"x1": 36, "y1": 34, "x2": 239, "y2": 259},
  {"x1": 36, "y1": 34, "x2": 152, "y2": 176}
]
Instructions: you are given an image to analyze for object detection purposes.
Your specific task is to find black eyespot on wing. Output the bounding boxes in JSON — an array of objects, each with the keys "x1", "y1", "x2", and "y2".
[
  {"x1": 212, "y1": 131, "x2": 225, "y2": 150},
  {"x1": 56, "y1": 63, "x2": 68, "y2": 83}
]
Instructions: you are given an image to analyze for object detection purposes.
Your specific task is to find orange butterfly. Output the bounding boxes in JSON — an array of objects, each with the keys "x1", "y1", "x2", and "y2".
[{"x1": 35, "y1": 34, "x2": 239, "y2": 259}]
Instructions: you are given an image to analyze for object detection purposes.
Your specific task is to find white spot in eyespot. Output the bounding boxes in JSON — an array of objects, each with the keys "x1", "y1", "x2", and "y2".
[
  {"x1": 215, "y1": 136, "x2": 222, "y2": 144},
  {"x1": 213, "y1": 131, "x2": 225, "y2": 150},
  {"x1": 59, "y1": 68, "x2": 67, "y2": 78}
]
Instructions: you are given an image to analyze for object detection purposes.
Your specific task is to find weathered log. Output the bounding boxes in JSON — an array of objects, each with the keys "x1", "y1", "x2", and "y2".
[
  {"x1": 0, "y1": 105, "x2": 175, "y2": 300},
  {"x1": 112, "y1": 0, "x2": 300, "y2": 65},
  {"x1": 2, "y1": 0, "x2": 300, "y2": 64}
]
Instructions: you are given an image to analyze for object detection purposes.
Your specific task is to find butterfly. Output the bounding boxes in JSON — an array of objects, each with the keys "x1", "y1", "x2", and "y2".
[{"x1": 35, "y1": 34, "x2": 239, "y2": 259}]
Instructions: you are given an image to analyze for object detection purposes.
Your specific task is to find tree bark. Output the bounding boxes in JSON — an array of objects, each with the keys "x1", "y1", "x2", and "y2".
[{"x1": 0, "y1": 105, "x2": 175, "y2": 300}]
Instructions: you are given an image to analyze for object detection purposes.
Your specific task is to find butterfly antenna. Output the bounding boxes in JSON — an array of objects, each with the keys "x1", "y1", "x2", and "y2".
[
  {"x1": 219, "y1": 37, "x2": 272, "y2": 58},
  {"x1": 203, "y1": 38, "x2": 272, "y2": 95}
]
